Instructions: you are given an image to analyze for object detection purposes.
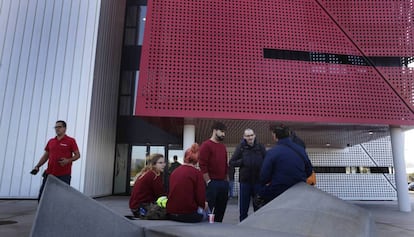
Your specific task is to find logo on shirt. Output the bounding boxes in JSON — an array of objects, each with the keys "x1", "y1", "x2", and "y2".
[{"x1": 60, "y1": 143, "x2": 69, "y2": 147}]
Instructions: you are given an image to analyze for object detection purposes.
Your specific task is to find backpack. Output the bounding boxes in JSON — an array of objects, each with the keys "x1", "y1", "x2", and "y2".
[{"x1": 139, "y1": 203, "x2": 167, "y2": 220}]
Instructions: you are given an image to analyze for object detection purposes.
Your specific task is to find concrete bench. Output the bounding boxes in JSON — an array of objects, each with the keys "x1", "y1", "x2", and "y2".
[
  {"x1": 31, "y1": 176, "x2": 375, "y2": 237},
  {"x1": 240, "y1": 182, "x2": 376, "y2": 237}
]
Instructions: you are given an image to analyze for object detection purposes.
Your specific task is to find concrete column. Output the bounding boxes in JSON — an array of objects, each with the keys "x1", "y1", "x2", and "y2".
[
  {"x1": 390, "y1": 126, "x2": 411, "y2": 212},
  {"x1": 183, "y1": 124, "x2": 196, "y2": 151}
]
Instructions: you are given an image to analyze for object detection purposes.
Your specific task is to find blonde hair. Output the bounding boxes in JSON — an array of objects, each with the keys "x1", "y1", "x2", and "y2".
[
  {"x1": 184, "y1": 143, "x2": 199, "y2": 165},
  {"x1": 136, "y1": 153, "x2": 164, "y2": 179}
]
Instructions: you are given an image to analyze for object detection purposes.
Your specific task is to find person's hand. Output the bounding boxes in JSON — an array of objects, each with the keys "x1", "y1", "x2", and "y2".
[
  {"x1": 30, "y1": 166, "x2": 39, "y2": 175},
  {"x1": 204, "y1": 202, "x2": 209, "y2": 210}
]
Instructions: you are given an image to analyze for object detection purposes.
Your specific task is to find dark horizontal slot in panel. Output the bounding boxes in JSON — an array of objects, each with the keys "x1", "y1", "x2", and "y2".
[
  {"x1": 264, "y1": 48, "x2": 412, "y2": 67},
  {"x1": 314, "y1": 167, "x2": 347, "y2": 173},
  {"x1": 313, "y1": 166, "x2": 391, "y2": 174}
]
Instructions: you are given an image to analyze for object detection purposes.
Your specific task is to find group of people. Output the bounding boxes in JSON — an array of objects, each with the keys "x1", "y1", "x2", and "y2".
[
  {"x1": 129, "y1": 121, "x2": 314, "y2": 223},
  {"x1": 30, "y1": 120, "x2": 313, "y2": 223},
  {"x1": 230, "y1": 124, "x2": 313, "y2": 221}
]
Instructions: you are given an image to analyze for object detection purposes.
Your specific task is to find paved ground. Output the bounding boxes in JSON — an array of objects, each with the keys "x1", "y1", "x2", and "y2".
[{"x1": 1, "y1": 193, "x2": 414, "y2": 237}]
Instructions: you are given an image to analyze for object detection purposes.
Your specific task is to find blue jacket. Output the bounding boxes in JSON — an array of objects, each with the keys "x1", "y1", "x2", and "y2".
[
  {"x1": 229, "y1": 139, "x2": 266, "y2": 184},
  {"x1": 259, "y1": 137, "x2": 313, "y2": 199}
]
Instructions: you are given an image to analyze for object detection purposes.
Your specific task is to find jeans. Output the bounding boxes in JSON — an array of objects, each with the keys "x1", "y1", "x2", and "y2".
[
  {"x1": 38, "y1": 172, "x2": 71, "y2": 201},
  {"x1": 206, "y1": 180, "x2": 229, "y2": 222},
  {"x1": 228, "y1": 180, "x2": 234, "y2": 198},
  {"x1": 239, "y1": 183, "x2": 261, "y2": 221}
]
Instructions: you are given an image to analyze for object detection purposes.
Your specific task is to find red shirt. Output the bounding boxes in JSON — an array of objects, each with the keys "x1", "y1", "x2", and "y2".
[
  {"x1": 45, "y1": 135, "x2": 79, "y2": 176},
  {"x1": 167, "y1": 165, "x2": 206, "y2": 214},
  {"x1": 129, "y1": 170, "x2": 165, "y2": 210},
  {"x1": 199, "y1": 140, "x2": 228, "y2": 180}
]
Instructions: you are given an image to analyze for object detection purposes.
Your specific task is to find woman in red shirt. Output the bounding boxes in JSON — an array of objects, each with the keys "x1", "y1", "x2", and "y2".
[
  {"x1": 129, "y1": 153, "x2": 166, "y2": 217},
  {"x1": 167, "y1": 143, "x2": 208, "y2": 222}
]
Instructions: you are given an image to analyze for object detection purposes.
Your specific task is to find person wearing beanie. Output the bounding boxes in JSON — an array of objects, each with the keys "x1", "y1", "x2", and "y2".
[
  {"x1": 255, "y1": 124, "x2": 313, "y2": 208},
  {"x1": 167, "y1": 143, "x2": 208, "y2": 223},
  {"x1": 199, "y1": 121, "x2": 229, "y2": 222}
]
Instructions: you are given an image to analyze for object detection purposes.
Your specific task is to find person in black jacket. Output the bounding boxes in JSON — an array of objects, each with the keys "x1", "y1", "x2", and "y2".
[{"x1": 229, "y1": 128, "x2": 266, "y2": 221}]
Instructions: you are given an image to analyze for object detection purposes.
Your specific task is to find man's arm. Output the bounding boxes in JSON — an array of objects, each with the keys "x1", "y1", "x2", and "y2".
[
  {"x1": 31, "y1": 151, "x2": 49, "y2": 175},
  {"x1": 229, "y1": 144, "x2": 243, "y2": 167},
  {"x1": 199, "y1": 144, "x2": 211, "y2": 184},
  {"x1": 203, "y1": 172, "x2": 211, "y2": 185},
  {"x1": 58, "y1": 150, "x2": 80, "y2": 166},
  {"x1": 259, "y1": 153, "x2": 273, "y2": 185}
]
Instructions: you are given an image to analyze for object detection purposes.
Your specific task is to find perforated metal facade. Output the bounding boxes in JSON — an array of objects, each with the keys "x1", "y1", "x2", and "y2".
[{"x1": 136, "y1": 0, "x2": 414, "y2": 126}]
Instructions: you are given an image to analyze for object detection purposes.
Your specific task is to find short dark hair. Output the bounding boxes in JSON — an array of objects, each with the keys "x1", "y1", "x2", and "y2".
[
  {"x1": 271, "y1": 124, "x2": 290, "y2": 139},
  {"x1": 211, "y1": 122, "x2": 227, "y2": 131},
  {"x1": 56, "y1": 120, "x2": 67, "y2": 128},
  {"x1": 173, "y1": 155, "x2": 178, "y2": 161}
]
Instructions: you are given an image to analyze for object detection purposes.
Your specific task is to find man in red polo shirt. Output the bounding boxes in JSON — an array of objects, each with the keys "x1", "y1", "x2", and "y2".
[
  {"x1": 199, "y1": 122, "x2": 229, "y2": 222},
  {"x1": 31, "y1": 120, "x2": 80, "y2": 200}
]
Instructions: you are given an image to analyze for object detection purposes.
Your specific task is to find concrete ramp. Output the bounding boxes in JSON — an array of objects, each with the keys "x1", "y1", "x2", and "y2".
[
  {"x1": 240, "y1": 182, "x2": 376, "y2": 237},
  {"x1": 30, "y1": 175, "x2": 144, "y2": 237},
  {"x1": 30, "y1": 176, "x2": 375, "y2": 237}
]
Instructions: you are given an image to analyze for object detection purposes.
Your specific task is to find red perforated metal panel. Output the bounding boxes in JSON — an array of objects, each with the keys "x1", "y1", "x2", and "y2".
[
  {"x1": 319, "y1": 0, "x2": 414, "y2": 56},
  {"x1": 136, "y1": 0, "x2": 414, "y2": 125}
]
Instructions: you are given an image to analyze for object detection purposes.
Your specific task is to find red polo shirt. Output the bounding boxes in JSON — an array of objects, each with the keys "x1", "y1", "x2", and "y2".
[{"x1": 45, "y1": 135, "x2": 79, "y2": 176}]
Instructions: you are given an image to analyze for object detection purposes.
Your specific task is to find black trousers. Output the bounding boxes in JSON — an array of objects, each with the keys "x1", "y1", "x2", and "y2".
[
  {"x1": 168, "y1": 212, "x2": 204, "y2": 223},
  {"x1": 206, "y1": 180, "x2": 229, "y2": 222}
]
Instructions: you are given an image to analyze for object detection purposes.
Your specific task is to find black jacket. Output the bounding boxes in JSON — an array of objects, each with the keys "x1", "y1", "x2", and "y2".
[{"x1": 229, "y1": 140, "x2": 266, "y2": 184}]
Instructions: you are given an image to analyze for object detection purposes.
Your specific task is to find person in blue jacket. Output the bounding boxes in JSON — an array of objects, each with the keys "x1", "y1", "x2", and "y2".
[{"x1": 256, "y1": 124, "x2": 313, "y2": 206}]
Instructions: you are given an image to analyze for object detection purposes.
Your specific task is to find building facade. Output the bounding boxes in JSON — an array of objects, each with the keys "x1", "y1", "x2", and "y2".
[{"x1": 0, "y1": 0, "x2": 413, "y2": 211}]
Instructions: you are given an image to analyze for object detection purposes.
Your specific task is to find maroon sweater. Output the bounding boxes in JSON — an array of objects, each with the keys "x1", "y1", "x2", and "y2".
[
  {"x1": 199, "y1": 139, "x2": 228, "y2": 180},
  {"x1": 129, "y1": 171, "x2": 164, "y2": 210},
  {"x1": 167, "y1": 165, "x2": 206, "y2": 214}
]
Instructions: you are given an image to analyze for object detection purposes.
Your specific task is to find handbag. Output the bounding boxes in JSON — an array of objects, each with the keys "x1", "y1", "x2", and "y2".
[{"x1": 281, "y1": 144, "x2": 316, "y2": 186}]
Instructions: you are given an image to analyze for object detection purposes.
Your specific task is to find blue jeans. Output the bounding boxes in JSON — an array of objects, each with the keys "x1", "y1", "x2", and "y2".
[
  {"x1": 206, "y1": 180, "x2": 229, "y2": 222},
  {"x1": 239, "y1": 183, "x2": 261, "y2": 221},
  {"x1": 228, "y1": 180, "x2": 234, "y2": 198},
  {"x1": 38, "y1": 172, "x2": 71, "y2": 201}
]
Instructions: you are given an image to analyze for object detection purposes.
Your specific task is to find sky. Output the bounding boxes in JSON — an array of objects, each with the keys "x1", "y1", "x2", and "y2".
[{"x1": 405, "y1": 129, "x2": 414, "y2": 174}]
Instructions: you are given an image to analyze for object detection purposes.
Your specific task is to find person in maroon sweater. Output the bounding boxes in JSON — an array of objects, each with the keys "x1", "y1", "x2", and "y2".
[
  {"x1": 167, "y1": 143, "x2": 208, "y2": 223},
  {"x1": 129, "y1": 153, "x2": 166, "y2": 218},
  {"x1": 199, "y1": 122, "x2": 229, "y2": 222}
]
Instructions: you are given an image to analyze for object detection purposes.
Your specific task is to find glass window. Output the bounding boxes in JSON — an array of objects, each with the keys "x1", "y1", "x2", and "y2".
[
  {"x1": 130, "y1": 146, "x2": 147, "y2": 187},
  {"x1": 137, "y1": 6, "x2": 147, "y2": 45}
]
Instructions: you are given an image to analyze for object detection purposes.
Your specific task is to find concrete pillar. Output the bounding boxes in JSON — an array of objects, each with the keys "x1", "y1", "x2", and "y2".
[
  {"x1": 183, "y1": 124, "x2": 195, "y2": 151},
  {"x1": 390, "y1": 126, "x2": 411, "y2": 212}
]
